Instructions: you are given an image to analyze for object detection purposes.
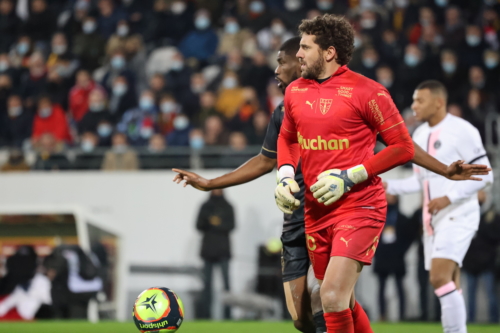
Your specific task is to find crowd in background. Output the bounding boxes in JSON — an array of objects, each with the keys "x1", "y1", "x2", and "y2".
[{"x1": 0, "y1": 0, "x2": 498, "y2": 169}]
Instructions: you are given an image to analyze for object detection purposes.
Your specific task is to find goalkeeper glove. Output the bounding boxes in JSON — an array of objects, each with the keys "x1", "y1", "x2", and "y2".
[
  {"x1": 310, "y1": 165, "x2": 368, "y2": 206},
  {"x1": 275, "y1": 177, "x2": 300, "y2": 214}
]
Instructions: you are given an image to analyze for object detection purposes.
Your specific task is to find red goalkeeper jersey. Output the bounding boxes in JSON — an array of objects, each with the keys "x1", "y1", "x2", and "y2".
[{"x1": 279, "y1": 65, "x2": 412, "y2": 233}]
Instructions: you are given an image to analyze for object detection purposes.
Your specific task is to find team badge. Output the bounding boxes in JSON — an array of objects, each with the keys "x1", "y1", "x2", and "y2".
[
  {"x1": 434, "y1": 140, "x2": 441, "y2": 149},
  {"x1": 319, "y1": 98, "x2": 333, "y2": 115}
]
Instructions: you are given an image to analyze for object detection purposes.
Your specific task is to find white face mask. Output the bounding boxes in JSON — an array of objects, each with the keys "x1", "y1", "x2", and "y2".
[
  {"x1": 140, "y1": 127, "x2": 154, "y2": 139},
  {"x1": 161, "y1": 101, "x2": 176, "y2": 114},
  {"x1": 81, "y1": 140, "x2": 95, "y2": 152},
  {"x1": 171, "y1": 1, "x2": 187, "y2": 15},
  {"x1": 8, "y1": 106, "x2": 22, "y2": 118},
  {"x1": 117, "y1": 25, "x2": 129, "y2": 37},
  {"x1": 173, "y1": 116, "x2": 189, "y2": 130},
  {"x1": 39, "y1": 107, "x2": 52, "y2": 118},
  {"x1": 271, "y1": 23, "x2": 286, "y2": 35},
  {"x1": 223, "y1": 77, "x2": 237, "y2": 89},
  {"x1": 113, "y1": 83, "x2": 127, "y2": 96},
  {"x1": 285, "y1": 0, "x2": 302, "y2": 11},
  {"x1": 52, "y1": 44, "x2": 67, "y2": 55},
  {"x1": 83, "y1": 21, "x2": 96, "y2": 34}
]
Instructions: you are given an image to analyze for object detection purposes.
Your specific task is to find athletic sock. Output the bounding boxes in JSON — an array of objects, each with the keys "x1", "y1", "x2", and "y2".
[
  {"x1": 435, "y1": 281, "x2": 467, "y2": 333},
  {"x1": 352, "y1": 301, "x2": 373, "y2": 333},
  {"x1": 314, "y1": 311, "x2": 327, "y2": 333},
  {"x1": 324, "y1": 309, "x2": 354, "y2": 333}
]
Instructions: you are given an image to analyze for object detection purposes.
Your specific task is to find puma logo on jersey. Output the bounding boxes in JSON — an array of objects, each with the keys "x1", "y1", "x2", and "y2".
[
  {"x1": 377, "y1": 92, "x2": 387, "y2": 97},
  {"x1": 305, "y1": 100, "x2": 316, "y2": 109},
  {"x1": 340, "y1": 237, "x2": 352, "y2": 247}
]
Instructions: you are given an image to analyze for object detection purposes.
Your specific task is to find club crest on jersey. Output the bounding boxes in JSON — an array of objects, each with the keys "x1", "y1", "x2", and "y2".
[
  {"x1": 319, "y1": 98, "x2": 333, "y2": 115},
  {"x1": 434, "y1": 140, "x2": 441, "y2": 149}
]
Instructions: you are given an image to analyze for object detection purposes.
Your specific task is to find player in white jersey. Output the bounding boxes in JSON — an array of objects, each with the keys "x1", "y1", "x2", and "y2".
[{"x1": 384, "y1": 81, "x2": 493, "y2": 333}]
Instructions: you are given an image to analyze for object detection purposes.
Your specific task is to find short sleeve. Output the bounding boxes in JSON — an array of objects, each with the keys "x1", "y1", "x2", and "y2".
[
  {"x1": 261, "y1": 103, "x2": 283, "y2": 159},
  {"x1": 456, "y1": 124, "x2": 487, "y2": 164},
  {"x1": 359, "y1": 86, "x2": 403, "y2": 133}
]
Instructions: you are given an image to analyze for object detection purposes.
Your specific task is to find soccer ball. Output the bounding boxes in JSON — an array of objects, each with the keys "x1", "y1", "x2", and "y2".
[{"x1": 133, "y1": 287, "x2": 184, "y2": 332}]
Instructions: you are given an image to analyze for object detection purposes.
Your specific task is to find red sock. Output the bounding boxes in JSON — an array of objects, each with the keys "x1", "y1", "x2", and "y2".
[
  {"x1": 324, "y1": 309, "x2": 354, "y2": 333},
  {"x1": 352, "y1": 301, "x2": 373, "y2": 333}
]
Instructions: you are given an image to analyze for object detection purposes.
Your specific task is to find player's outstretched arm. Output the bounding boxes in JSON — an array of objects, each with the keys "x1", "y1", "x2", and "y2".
[
  {"x1": 412, "y1": 141, "x2": 491, "y2": 181},
  {"x1": 172, "y1": 153, "x2": 276, "y2": 191}
]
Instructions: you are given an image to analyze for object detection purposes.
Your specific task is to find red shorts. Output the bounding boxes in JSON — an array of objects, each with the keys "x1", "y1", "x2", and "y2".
[{"x1": 306, "y1": 217, "x2": 384, "y2": 280}]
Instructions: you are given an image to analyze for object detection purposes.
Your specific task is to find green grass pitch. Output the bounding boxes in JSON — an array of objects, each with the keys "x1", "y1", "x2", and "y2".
[{"x1": 0, "y1": 321, "x2": 498, "y2": 333}]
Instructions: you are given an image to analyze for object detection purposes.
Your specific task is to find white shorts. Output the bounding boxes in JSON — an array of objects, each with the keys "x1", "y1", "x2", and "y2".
[{"x1": 423, "y1": 223, "x2": 476, "y2": 271}]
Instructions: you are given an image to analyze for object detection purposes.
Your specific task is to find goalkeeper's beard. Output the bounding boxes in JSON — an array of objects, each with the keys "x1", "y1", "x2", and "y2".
[{"x1": 301, "y1": 53, "x2": 326, "y2": 80}]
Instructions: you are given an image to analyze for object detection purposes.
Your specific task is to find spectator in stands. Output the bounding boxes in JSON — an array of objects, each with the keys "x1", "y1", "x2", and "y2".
[
  {"x1": 101, "y1": 132, "x2": 139, "y2": 170},
  {"x1": 165, "y1": 0, "x2": 195, "y2": 45},
  {"x1": 189, "y1": 128, "x2": 204, "y2": 150},
  {"x1": 100, "y1": 48, "x2": 136, "y2": 93},
  {"x1": 60, "y1": 0, "x2": 90, "y2": 38},
  {"x1": 196, "y1": 189, "x2": 235, "y2": 319},
  {"x1": 80, "y1": 131, "x2": 99, "y2": 153},
  {"x1": 378, "y1": 30, "x2": 403, "y2": 69},
  {"x1": 228, "y1": 131, "x2": 247, "y2": 152},
  {"x1": 238, "y1": 0, "x2": 273, "y2": 33},
  {"x1": 109, "y1": 75, "x2": 137, "y2": 123},
  {"x1": 359, "y1": 9, "x2": 383, "y2": 45},
  {"x1": 204, "y1": 115, "x2": 228, "y2": 146},
  {"x1": 167, "y1": 113, "x2": 190, "y2": 147},
  {"x1": 69, "y1": 70, "x2": 103, "y2": 122},
  {"x1": 72, "y1": 16, "x2": 106, "y2": 71},
  {"x1": 96, "y1": 120, "x2": 113, "y2": 147},
  {"x1": 0, "y1": 0, "x2": 21, "y2": 53},
  {"x1": 464, "y1": 66, "x2": 491, "y2": 96},
  {"x1": 46, "y1": 55, "x2": 74, "y2": 110},
  {"x1": 117, "y1": 90, "x2": 157, "y2": 146},
  {"x1": 266, "y1": 81, "x2": 283, "y2": 112},
  {"x1": 4, "y1": 95, "x2": 33, "y2": 147},
  {"x1": 165, "y1": 51, "x2": 192, "y2": 100},
  {"x1": 0, "y1": 53, "x2": 22, "y2": 87},
  {"x1": 245, "y1": 51, "x2": 274, "y2": 100},
  {"x1": 398, "y1": 44, "x2": 427, "y2": 106},
  {"x1": 121, "y1": 0, "x2": 151, "y2": 34},
  {"x1": 22, "y1": 0, "x2": 56, "y2": 44},
  {"x1": 47, "y1": 33, "x2": 77, "y2": 71},
  {"x1": 483, "y1": 49, "x2": 500, "y2": 89},
  {"x1": 217, "y1": 16, "x2": 255, "y2": 56},
  {"x1": 438, "y1": 49, "x2": 466, "y2": 103},
  {"x1": 148, "y1": 133, "x2": 166, "y2": 153},
  {"x1": 32, "y1": 132, "x2": 70, "y2": 170},
  {"x1": 178, "y1": 72, "x2": 205, "y2": 119},
  {"x1": 157, "y1": 93, "x2": 180, "y2": 135},
  {"x1": 228, "y1": 87, "x2": 259, "y2": 131},
  {"x1": 0, "y1": 149, "x2": 30, "y2": 172},
  {"x1": 196, "y1": 91, "x2": 218, "y2": 128},
  {"x1": 461, "y1": 25, "x2": 486, "y2": 67},
  {"x1": 143, "y1": 0, "x2": 169, "y2": 44},
  {"x1": 462, "y1": 88, "x2": 492, "y2": 140},
  {"x1": 97, "y1": 0, "x2": 127, "y2": 39},
  {"x1": 178, "y1": 9, "x2": 218, "y2": 65},
  {"x1": 78, "y1": 89, "x2": 112, "y2": 134},
  {"x1": 20, "y1": 52, "x2": 48, "y2": 108},
  {"x1": 106, "y1": 19, "x2": 130, "y2": 55},
  {"x1": 149, "y1": 73, "x2": 167, "y2": 104},
  {"x1": 463, "y1": 190, "x2": 500, "y2": 323},
  {"x1": 256, "y1": 18, "x2": 293, "y2": 53},
  {"x1": 356, "y1": 47, "x2": 379, "y2": 81},
  {"x1": 124, "y1": 35, "x2": 147, "y2": 93},
  {"x1": 375, "y1": 65, "x2": 404, "y2": 110},
  {"x1": 244, "y1": 110, "x2": 268, "y2": 145},
  {"x1": 442, "y1": 6, "x2": 465, "y2": 49},
  {"x1": 216, "y1": 71, "x2": 245, "y2": 119},
  {"x1": 9, "y1": 35, "x2": 33, "y2": 69},
  {"x1": 32, "y1": 95, "x2": 71, "y2": 144},
  {"x1": 223, "y1": 49, "x2": 251, "y2": 85},
  {"x1": 0, "y1": 73, "x2": 12, "y2": 109}
]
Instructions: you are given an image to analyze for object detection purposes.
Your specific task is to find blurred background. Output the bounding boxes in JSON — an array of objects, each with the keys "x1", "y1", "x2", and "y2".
[{"x1": 0, "y1": 0, "x2": 499, "y2": 328}]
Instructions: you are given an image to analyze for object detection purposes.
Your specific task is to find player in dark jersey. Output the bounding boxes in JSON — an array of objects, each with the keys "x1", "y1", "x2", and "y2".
[{"x1": 172, "y1": 37, "x2": 490, "y2": 333}]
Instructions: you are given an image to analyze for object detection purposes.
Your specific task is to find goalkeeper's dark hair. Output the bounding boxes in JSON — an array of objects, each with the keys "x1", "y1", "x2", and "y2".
[
  {"x1": 416, "y1": 80, "x2": 448, "y2": 101},
  {"x1": 279, "y1": 36, "x2": 301, "y2": 58}
]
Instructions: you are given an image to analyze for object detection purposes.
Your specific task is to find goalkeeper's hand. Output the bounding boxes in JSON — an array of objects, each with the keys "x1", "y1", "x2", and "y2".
[
  {"x1": 310, "y1": 165, "x2": 368, "y2": 206},
  {"x1": 275, "y1": 177, "x2": 300, "y2": 214}
]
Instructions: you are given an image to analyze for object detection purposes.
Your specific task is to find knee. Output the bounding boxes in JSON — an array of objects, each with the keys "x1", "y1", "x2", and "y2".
[
  {"x1": 320, "y1": 285, "x2": 350, "y2": 313},
  {"x1": 429, "y1": 272, "x2": 452, "y2": 289}
]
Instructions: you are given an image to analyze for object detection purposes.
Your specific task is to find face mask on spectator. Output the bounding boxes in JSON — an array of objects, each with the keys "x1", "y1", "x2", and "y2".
[
  {"x1": 140, "y1": 127, "x2": 154, "y2": 139},
  {"x1": 472, "y1": 79, "x2": 485, "y2": 89},
  {"x1": 190, "y1": 136, "x2": 204, "y2": 150},
  {"x1": 39, "y1": 107, "x2": 52, "y2": 118},
  {"x1": 171, "y1": 60, "x2": 184, "y2": 71},
  {"x1": 117, "y1": 25, "x2": 129, "y2": 37},
  {"x1": 395, "y1": 0, "x2": 409, "y2": 7},
  {"x1": 485, "y1": 57, "x2": 499, "y2": 69},
  {"x1": 360, "y1": 18, "x2": 376, "y2": 30},
  {"x1": 362, "y1": 57, "x2": 376, "y2": 68},
  {"x1": 140, "y1": 97, "x2": 154, "y2": 110},
  {"x1": 353, "y1": 36, "x2": 362, "y2": 49},
  {"x1": 420, "y1": 18, "x2": 431, "y2": 27},
  {"x1": 113, "y1": 144, "x2": 127, "y2": 154},
  {"x1": 171, "y1": 1, "x2": 187, "y2": 15},
  {"x1": 271, "y1": 23, "x2": 286, "y2": 35},
  {"x1": 434, "y1": 0, "x2": 448, "y2": 7},
  {"x1": 317, "y1": 0, "x2": 332, "y2": 11},
  {"x1": 113, "y1": 83, "x2": 127, "y2": 96},
  {"x1": 90, "y1": 102, "x2": 105, "y2": 112},
  {"x1": 225, "y1": 22, "x2": 239, "y2": 34},
  {"x1": 98, "y1": 124, "x2": 113, "y2": 137},
  {"x1": 379, "y1": 78, "x2": 393, "y2": 88},
  {"x1": 249, "y1": 1, "x2": 265, "y2": 14},
  {"x1": 8, "y1": 106, "x2": 22, "y2": 118},
  {"x1": 111, "y1": 56, "x2": 125, "y2": 70},
  {"x1": 81, "y1": 140, "x2": 95, "y2": 152},
  {"x1": 52, "y1": 44, "x2": 67, "y2": 55},
  {"x1": 191, "y1": 84, "x2": 205, "y2": 94},
  {"x1": 56, "y1": 65, "x2": 72, "y2": 78},
  {"x1": 442, "y1": 61, "x2": 456, "y2": 74},
  {"x1": 285, "y1": 0, "x2": 302, "y2": 11},
  {"x1": 122, "y1": 0, "x2": 133, "y2": 5},
  {"x1": 404, "y1": 54, "x2": 419, "y2": 67},
  {"x1": 223, "y1": 77, "x2": 237, "y2": 89},
  {"x1": 195, "y1": 16, "x2": 210, "y2": 30},
  {"x1": 0, "y1": 61, "x2": 9, "y2": 72},
  {"x1": 174, "y1": 116, "x2": 189, "y2": 130},
  {"x1": 466, "y1": 35, "x2": 481, "y2": 47},
  {"x1": 83, "y1": 21, "x2": 96, "y2": 34},
  {"x1": 161, "y1": 101, "x2": 176, "y2": 114},
  {"x1": 17, "y1": 42, "x2": 29, "y2": 55}
]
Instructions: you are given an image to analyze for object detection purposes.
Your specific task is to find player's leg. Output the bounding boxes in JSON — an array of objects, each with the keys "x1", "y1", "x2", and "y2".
[
  {"x1": 307, "y1": 266, "x2": 326, "y2": 333},
  {"x1": 282, "y1": 227, "x2": 315, "y2": 333}
]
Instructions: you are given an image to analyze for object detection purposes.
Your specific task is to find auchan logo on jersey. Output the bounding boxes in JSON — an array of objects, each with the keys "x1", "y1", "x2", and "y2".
[{"x1": 297, "y1": 132, "x2": 350, "y2": 151}]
